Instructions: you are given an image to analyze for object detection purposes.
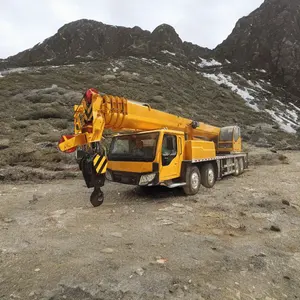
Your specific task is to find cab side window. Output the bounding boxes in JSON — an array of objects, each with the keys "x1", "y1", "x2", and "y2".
[{"x1": 162, "y1": 135, "x2": 177, "y2": 166}]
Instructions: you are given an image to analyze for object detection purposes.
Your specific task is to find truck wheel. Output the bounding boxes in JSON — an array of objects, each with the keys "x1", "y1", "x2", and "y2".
[
  {"x1": 183, "y1": 166, "x2": 201, "y2": 195},
  {"x1": 239, "y1": 158, "x2": 244, "y2": 174},
  {"x1": 233, "y1": 159, "x2": 241, "y2": 176},
  {"x1": 201, "y1": 163, "x2": 216, "y2": 188}
]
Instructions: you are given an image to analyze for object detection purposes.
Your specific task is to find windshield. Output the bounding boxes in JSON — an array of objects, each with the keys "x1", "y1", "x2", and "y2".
[
  {"x1": 219, "y1": 127, "x2": 233, "y2": 141},
  {"x1": 108, "y1": 132, "x2": 159, "y2": 162}
]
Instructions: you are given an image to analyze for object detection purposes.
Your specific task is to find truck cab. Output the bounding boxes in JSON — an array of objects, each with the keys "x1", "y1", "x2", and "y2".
[
  {"x1": 106, "y1": 129, "x2": 185, "y2": 187},
  {"x1": 105, "y1": 128, "x2": 219, "y2": 189}
]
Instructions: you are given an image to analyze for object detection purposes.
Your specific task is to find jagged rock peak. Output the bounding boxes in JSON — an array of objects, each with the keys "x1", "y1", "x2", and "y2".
[
  {"x1": 150, "y1": 24, "x2": 183, "y2": 54},
  {"x1": 215, "y1": 0, "x2": 300, "y2": 95},
  {"x1": 0, "y1": 19, "x2": 210, "y2": 68},
  {"x1": 152, "y1": 24, "x2": 178, "y2": 35}
]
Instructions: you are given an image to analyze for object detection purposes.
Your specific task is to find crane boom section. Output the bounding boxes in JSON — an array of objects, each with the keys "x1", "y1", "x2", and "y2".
[{"x1": 59, "y1": 89, "x2": 220, "y2": 152}]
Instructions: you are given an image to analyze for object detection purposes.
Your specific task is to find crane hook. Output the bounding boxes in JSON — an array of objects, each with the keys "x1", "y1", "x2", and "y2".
[{"x1": 90, "y1": 187, "x2": 104, "y2": 207}]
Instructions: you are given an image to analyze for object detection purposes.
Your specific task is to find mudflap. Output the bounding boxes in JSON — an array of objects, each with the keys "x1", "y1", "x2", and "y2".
[{"x1": 79, "y1": 156, "x2": 106, "y2": 207}]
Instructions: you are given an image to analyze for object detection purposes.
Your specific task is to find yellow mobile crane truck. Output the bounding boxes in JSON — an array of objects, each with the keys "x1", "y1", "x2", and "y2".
[{"x1": 58, "y1": 88, "x2": 248, "y2": 207}]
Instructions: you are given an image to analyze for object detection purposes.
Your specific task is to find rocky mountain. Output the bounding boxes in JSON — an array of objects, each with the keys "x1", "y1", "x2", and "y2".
[
  {"x1": 215, "y1": 0, "x2": 300, "y2": 97},
  {"x1": 0, "y1": 20, "x2": 210, "y2": 68},
  {"x1": 2, "y1": 0, "x2": 300, "y2": 100}
]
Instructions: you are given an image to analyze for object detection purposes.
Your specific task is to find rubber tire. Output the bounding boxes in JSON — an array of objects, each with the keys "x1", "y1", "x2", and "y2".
[
  {"x1": 238, "y1": 157, "x2": 245, "y2": 174},
  {"x1": 233, "y1": 158, "x2": 241, "y2": 176},
  {"x1": 90, "y1": 189, "x2": 104, "y2": 207},
  {"x1": 200, "y1": 163, "x2": 216, "y2": 188},
  {"x1": 183, "y1": 166, "x2": 201, "y2": 195}
]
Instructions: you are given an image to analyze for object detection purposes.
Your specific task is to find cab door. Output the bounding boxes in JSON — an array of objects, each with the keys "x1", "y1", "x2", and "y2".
[{"x1": 159, "y1": 134, "x2": 182, "y2": 181}]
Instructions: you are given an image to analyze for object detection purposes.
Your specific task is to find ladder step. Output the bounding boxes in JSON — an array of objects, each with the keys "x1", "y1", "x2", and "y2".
[{"x1": 164, "y1": 182, "x2": 187, "y2": 188}]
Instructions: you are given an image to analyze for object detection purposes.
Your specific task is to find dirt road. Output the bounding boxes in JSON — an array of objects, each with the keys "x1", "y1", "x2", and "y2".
[{"x1": 1, "y1": 151, "x2": 300, "y2": 300}]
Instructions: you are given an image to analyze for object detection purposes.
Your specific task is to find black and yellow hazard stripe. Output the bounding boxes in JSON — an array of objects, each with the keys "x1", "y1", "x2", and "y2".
[
  {"x1": 82, "y1": 99, "x2": 93, "y2": 122},
  {"x1": 93, "y1": 154, "x2": 108, "y2": 174}
]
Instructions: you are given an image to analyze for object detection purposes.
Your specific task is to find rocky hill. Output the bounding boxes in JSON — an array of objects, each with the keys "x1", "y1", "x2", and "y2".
[
  {"x1": 0, "y1": 20, "x2": 210, "y2": 69},
  {"x1": 2, "y1": 0, "x2": 300, "y2": 99},
  {"x1": 215, "y1": 0, "x2": 300, "y2": 98},
  {"x1": 0, "y1": 0, "x2": 300, "y2": 181}
]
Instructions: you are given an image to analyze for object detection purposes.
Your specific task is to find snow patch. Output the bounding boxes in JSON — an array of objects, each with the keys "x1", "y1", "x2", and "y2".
[
  {"x1": 140, "y1": 57, "x2": 163, "y2": 67},
  {"x1": 234, "y1": 72, "x2": 247, "y2": 81},
  {"x1": 247, "y1": 80, "x2": 255, "y2": 87},
  {"x1": 201, "y1": 71, "x2": 298, "y2": 133},
  {"x1": 161, "y1": 50, "x2": 176, "y2": 56},
  {"x1": 259, "y1": 79, "x2": 271, "y2": 87},
  {"x1": 256, "y1": 69, "x2": 267, "y2": 73},
  {"x1": 265, "y1": 109, "x2": 297, "y2": 133},
  {"x1": 108, "y1": 60, "x2": 124, "y2": 72},
  {"x1": 202, "y1": 72, "x2": 259, "y2": 112},
  {"x1": 198, "y1": 57, "x2": 222, "y2": 68},
  {"x1": 116, "y1": 60, "x2": 125, "y2": 68},
  {"x1": 280, "y1": 114, "x2": 298, "y2": 126},
  {"x1": 0, "y1": 67, "x2": 29, "y2": 75},
  {"x1": 0, "y1": 63, "x2": 76, "y2": 76},
  {"x1": 286, "y1": 109, "x2": 298, "y2": 122},
  {"x1": 233, "y1": 73, "x2": 271, "y2": 94},
  {"x1": 225, "y1": 59, "x2": 231, "y2": 64},
  {"x1": 167, "y1": 63, "x2": 180, "y2": 70},
  {"x1": 247, "y1": 80, "x2": 272, "y2": 94},
  {"x1": 289, "y1": 103, "x2": 300, "y2": 113},
  {"x1": 275, "y1": 99, "x2": 285, "y2": 106},
  {"x1": 48, "y1": 64, "x2": 74, "y2": 68}
]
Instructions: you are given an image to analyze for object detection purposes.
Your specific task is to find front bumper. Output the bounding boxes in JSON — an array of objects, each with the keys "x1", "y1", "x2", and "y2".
[{"x1": 106, "y1": 169, "x2": 159, "y2": 186}]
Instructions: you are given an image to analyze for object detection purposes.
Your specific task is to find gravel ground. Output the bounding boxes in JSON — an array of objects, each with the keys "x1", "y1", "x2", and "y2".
[{"x1": 1, "y1": 151, "x2": 300, "y2": 300}]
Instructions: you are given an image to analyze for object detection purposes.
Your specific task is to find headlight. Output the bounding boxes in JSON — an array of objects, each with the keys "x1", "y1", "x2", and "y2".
[
  {"x1": 105, "y1": 170, "x2": 113, "y2": 181},
  {"x1": 139, "y1": 173, "x2": 156, "y2": 186}
]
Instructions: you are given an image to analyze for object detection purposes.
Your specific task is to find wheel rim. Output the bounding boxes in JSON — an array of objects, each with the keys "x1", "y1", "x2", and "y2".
[
  {"x1": 208, "y1": 169, "x2": 215, "y2": 185},
  {"x1": 240, "y1": 159, "x2": 244, "y2": 171},
  {"x1": 235, "y1": 160, "x2": 239, "y2": 174},
  {"x1": 191, "y1": 172, "x2": 199, "y2": 190}
]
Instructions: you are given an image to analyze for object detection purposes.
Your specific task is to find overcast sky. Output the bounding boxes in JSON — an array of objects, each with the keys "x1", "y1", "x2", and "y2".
[{"x1": 0, "y1": 0, "x2": 264, "y2": 59}]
